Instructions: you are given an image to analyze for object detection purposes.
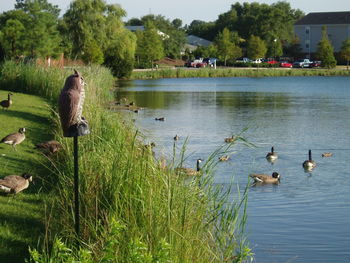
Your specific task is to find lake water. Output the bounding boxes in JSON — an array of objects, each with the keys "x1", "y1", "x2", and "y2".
[{"x1": 115, "y1": 76, "x2": 350, "y2": 263}]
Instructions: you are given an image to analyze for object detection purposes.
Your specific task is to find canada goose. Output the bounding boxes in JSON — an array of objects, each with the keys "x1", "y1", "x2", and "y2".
[
  {"x1": 35, "y1": 140, "x2": 62, "y2": 155},
  {"x1": 322, "y1": 152, "x2": 333, "y2": 157},
  {"x1": 224, "y1": 135, "x2": 236, "y2": 143},
  {"x1": 129, "y1": 101, "x2": 135, "y2": 106},
  {"x1": 266, "y1": 146, "x2": 278, "y2": 161},
  {"x1": 174, "y1": 135, "x2": 179, "y2": 141},
  {"x1": 1, "y1": 128, "x2": 26, "y2": 150},
  {"x1": 250, "y1": 172, "x2": 280, "y2": 184},
  {"x1": 303, "y1": 149, "x2": 316, "y2": 170},
  {"x1": 219, "y1": 155, "x2": 230, "y2": 161},
  {"x1": 58, "y1": 70, "x2": 89, "y2": 137},
  {"x1": 0, "y1": 173, "x2": 32, "y2": 194},
  {"x1": 155, "y1": 117, "x2": 165, "y2": 121},
  {"x1": 0, "y1": 93, "x2": 13, "y2": 109},
  {"x1": 175, "y1": 159, "x2": 202, "y2": 176}
]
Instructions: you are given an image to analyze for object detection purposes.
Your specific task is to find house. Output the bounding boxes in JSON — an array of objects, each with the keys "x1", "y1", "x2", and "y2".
[
  {"x1": 294, "y1": 11, "x2": 350, "y2": 57},
  {"x1": 182, "y1": 35, "x2": 212, "y2": 54}
]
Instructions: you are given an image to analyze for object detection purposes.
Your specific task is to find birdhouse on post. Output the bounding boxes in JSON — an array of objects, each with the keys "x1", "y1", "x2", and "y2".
[
  {"x1": 58, "y1": 69, "x2": 90, "y2": 239},
  {"x1": 58, "y1": 69, "x2": 90, "y2": 137}
]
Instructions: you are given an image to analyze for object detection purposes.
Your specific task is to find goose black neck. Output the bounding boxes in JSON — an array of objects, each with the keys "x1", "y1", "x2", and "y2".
[
  {"x1": 196, "y1": 160, "x2": 201, "y2": 172},
  {"x1": 271, "y1": 146, "x2": 274, "y2": 153},
  {"x1": 308, "y1": 150, "x2": 312, "y2": 161}
]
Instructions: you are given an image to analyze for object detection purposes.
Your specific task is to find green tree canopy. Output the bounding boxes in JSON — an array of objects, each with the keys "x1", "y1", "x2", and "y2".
[
  {"x1": 316, "y1": 26, "x2": 337, "y2": 68},
  {"x1": 215, "y1": 28, "x2": 242, "y2": 66},
  {"x1": 247, "y1": 35, "x2": 267, "y2": 60},
  {"x1": 340, "y1": 37, "x2": 350, "y2": 70},
  {"x1": 135, "y1": 21, "x2": 164, "y2": 68},
  {"x1": 0, "y1": 18, "x2": 25, "y2": 57},
  {"x1": 0, "y1": 0, "x2": 62, "y2": 58}
]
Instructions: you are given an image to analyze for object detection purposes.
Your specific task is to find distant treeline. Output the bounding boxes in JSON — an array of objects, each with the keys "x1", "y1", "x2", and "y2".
[{"x1": 1, "y1": 1, "x2": 347, "y2": 77}]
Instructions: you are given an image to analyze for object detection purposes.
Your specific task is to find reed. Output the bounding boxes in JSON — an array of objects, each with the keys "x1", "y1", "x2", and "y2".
[
  {"x1": 131, "y1": 67, "x2": 350, "y2": 79},
  {"x1": 0, "y1": 61, "x2": 252, "y2": 262}
]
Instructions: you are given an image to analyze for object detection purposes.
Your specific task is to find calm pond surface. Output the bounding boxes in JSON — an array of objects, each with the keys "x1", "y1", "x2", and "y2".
[{"x1": 115, "y1": 76, "x2": 350, "y2": 263}]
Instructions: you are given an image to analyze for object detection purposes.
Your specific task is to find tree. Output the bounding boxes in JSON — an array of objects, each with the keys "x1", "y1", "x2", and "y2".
[
  {"x1": 16, "y1": 0, "x2": 62, "y2": 58},
  {"x1": 340, "y1": 37, "x2": 350, "y2": 70},
  {"x1": 63, "y1": 0, "x2": 136, "y2": 77},
  {"x1": 215, "y1": 28, "x2": 241, "y2": 66},
  {"x1": 0, "y1": 1, "x2": 62, "y2": 58},
  {"x1": 0, "y1": 18, "x2": 25, "y2": 57},
  {"x1": 135, "y1": 22, "x2": 164, "y2": 68},
  {"x1": 316, "y1": 26, "x2": 337, "y2": 68},
  {"x1": 104, "y1": 26, "x2": 136, "y2": 78},
  {"x1": 247, "y1": 35, "x2": 267, "y2": 60},
  {"x1": 267, "y1": 38, "x2": 283, "y2": 59}
]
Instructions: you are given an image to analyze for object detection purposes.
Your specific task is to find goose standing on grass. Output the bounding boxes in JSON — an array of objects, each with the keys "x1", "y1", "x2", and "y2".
[
  {"x1": 35, "y1": 140, "x2": 62, "y2": 155},
  {"x1": 266, "y1": 146, "x2": 278, "y2": 161},
  {"x1": 0, "y1": 173, "x2": 32, "y2": 194},
  {"x1": 250, "y1": 172, "x2": 280, "y2": 184},
  {"x1": 303, "y1": 149, "x2": 316, "y2": 170},
  {"x1": 176, "y1": 159, "x2": 203, "y2": 176},
  {"x1": 1, "y1": 128, "x2": 26, "y2": 150},
  {"x1": 0, "y1": 93, "x2": 13, "y2": 109}
]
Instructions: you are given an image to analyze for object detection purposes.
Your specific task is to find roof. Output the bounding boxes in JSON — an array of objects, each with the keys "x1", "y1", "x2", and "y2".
[
  {"x1": 125, "y1": 25, "x2": 145, "y2": 32},
  {"x1": 295, "y1": 12, "x2": 350, "y2": 25},
  {"x1": 186, "y1": 35, "x2": 212, "y2": 47}
]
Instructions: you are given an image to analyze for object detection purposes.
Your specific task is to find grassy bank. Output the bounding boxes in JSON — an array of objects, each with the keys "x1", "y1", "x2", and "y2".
[
  {"x1": 131, "y1": 67, "x2": 350, "y2": 79},
  {"x1": 0, "y1": 90, "x2": 52, "y2": 262},
  {"x1": 0, "y1": 61, "x2": 251, "y2": 262}
]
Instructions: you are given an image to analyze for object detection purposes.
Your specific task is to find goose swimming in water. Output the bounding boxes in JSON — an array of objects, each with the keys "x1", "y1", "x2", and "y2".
[
  {"x1": 250, "y1": 172, "x2": 280, "y2": 184},
  {"x1": 303, "y1": 149, "x2": 316, "y2": 170},
  {"x1": 266, "y1": 146, "x2": 278, "y2": 161},
  {"x1": 175, "y1": 159, "x2": 202, "y2": 176}
]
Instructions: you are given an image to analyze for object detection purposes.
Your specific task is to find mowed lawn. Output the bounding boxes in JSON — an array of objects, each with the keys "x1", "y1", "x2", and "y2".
[{"x1": 0, "y1": 90, "x2": 53, "y2": 263}]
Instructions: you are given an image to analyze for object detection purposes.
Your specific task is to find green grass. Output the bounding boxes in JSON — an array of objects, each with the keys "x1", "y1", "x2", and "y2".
[
  {"x1": 0, "y1": 61, "x2": 252, "y2": 263},
  {"x1": 131, "y1": 67, "x2": 350, "y2": 79},
  {"x1": 0, "y1": 90, "x2": 53, "y2": 263}
]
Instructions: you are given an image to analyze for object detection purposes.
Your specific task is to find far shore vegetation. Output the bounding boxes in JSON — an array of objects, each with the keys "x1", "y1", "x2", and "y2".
[{"x1": 1, "y1": 0, "x2": 350, "y2": 81}]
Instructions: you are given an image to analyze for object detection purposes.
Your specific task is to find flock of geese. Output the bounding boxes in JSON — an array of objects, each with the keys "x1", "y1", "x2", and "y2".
[
  {"x1": 0, "y1": 93, "x2": 62, "y2": 195},
  {"x1": 168, "y1": 132, "x2": 332, "y2": 185}
]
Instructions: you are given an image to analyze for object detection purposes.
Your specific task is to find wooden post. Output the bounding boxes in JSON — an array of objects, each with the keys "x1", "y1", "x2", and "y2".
[{"x1": 73, "y1": 136, "x2": 80, "y2": 237}]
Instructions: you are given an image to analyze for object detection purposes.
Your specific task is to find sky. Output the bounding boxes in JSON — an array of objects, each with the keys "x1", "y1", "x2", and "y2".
[{"x1": 0, "y1": 0, "x2": 349, "y2": 25}]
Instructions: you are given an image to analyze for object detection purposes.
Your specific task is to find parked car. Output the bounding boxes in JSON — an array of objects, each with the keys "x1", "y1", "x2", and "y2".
[
  {"x1": 185, "y1": 58, "x2": 207, "y2": 68},
  {"x1": 280, "y1": 61, "x2": 293, "y2": 68},
  {"x1": 203, "y1": 58, "x2": 218, "y2": 67},
  {"x1": 263, "y1": 58, "x2": 279, "y2": 65},
  {"x1": 236, "y1": 57, "x2": 250, "y2": 63},
  {"x1": 251, "y1": 58, "x2": 263, "y2": 64},
  {"x1": 293, "y1": 59, "x2": 312, "y2": 68},
  {"x1": 310, "y1": 61, "x2": 321, "y2": 68}
]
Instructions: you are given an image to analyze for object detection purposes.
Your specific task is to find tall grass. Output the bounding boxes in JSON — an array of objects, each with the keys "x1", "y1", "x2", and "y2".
[
  {"x1": 0, "y1": 61, "x2": 252, "y2": 262},
  {"x1": 131, "y1": 67, "x2": 350, "y2": 79}
]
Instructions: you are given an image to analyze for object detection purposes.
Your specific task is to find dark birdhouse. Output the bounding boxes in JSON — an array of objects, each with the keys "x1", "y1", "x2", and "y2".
[{"x1": 58, "y1": 70, "x2": 90, "y2": 137}]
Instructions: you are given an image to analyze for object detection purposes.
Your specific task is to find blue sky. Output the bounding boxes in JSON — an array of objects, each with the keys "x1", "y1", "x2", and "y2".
[{"x1": 1, "y1": 0, "x2": 349, "y2": 25}]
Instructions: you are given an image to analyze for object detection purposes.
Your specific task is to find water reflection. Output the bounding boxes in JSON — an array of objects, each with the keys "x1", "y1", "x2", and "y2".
[{"x1": 115, "y1": 76, "x2": 350, "y2": 263}]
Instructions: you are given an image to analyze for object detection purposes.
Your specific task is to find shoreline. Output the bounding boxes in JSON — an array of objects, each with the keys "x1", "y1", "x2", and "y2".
[{"x1": 130, "y1": 67, "x2": 350, "y2": 80}]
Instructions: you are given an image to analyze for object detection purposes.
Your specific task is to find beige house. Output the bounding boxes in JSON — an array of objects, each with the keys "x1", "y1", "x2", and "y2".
[{"x1": 294, "y1": 11, "x2": 350, "y2": 57}]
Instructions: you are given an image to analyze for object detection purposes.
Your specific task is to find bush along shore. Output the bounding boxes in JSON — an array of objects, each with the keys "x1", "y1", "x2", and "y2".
[
  {"x1": 0, "y1": 61, "x2": 252, "y2": 263},
  {"x1": 131, "y1": 67, "x2": 350, "y2": 79}
]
